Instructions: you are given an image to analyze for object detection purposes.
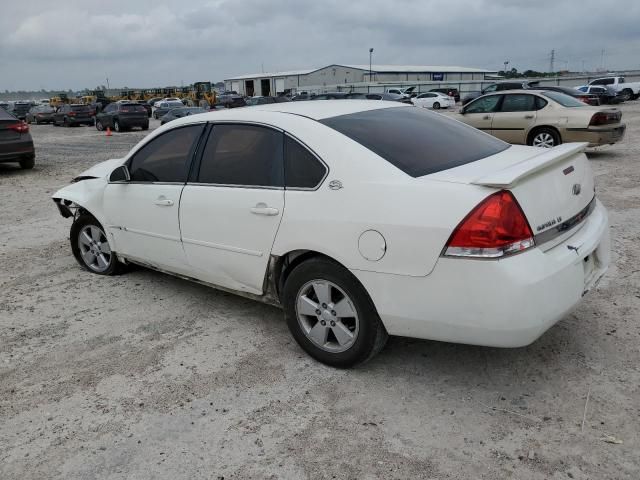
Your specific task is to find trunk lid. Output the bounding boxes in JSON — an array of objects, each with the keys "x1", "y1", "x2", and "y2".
[{"x1": 428, "y1": 143, "x2": 595, "y2": 250}]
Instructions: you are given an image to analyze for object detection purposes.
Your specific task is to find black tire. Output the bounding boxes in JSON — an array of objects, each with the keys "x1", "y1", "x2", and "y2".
[
  {"x1": 621, "y1": 89, "x2": 633, "y2": 102},
  {"x1": 528, "y1": 127, "x2": 561, "y2": 148},
  {"x1": 282, "y1": 257, "x2": 388, "y2": 368},
  {"x1": 95, "y1": 120, "x2": 104, "y2": 131},
  {"x1": 432, "y1": 102, "x2": 440, "y2": 109},
  {"x1": 142, "y1": 123, "x2": 149, "y2": 130},
  {"x1": 19, "y1": 156, "x2": 35, "y2": 169},
  {"x1": 70, "y1": 214, "x2": 124, "y2": 276},
  {"x1": 63, "y1": 117, "x2": 70, "y2": 127},
  {"x1": 114, "y1": 120, "x2": 121, "y2": 132}
]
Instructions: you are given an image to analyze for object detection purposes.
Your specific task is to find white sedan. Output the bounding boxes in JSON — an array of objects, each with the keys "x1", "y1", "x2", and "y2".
[
  {"x1": 411, "y1": 92, "x2": 456, "y2": 109},
  {"x1": 52, "y1": 101, "x2": 610, "y2": 367}
]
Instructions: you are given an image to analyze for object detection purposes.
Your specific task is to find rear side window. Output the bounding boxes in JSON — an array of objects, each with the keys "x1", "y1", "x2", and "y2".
[
  {"x1": 284, "y1": 136, "x2": 327, "y2": 189},
  {"x1": 197, "y1": 124, "x2": 283, "y2": 187},
  {"x1": 71, "y1": 105, "x2": 90, "y2": 112},
  {"x1": 500, "y1": 94, "x2": 536, "y2": 112},
  {"x1": 320, "y1": 107, "x2": 509, "y2": 178},
  {"x1": 541, "y1": 91, "x2": 587, "y2": 108},
  {"x1": 128, "y1": 124, "x2": 204, "y2": 182}
]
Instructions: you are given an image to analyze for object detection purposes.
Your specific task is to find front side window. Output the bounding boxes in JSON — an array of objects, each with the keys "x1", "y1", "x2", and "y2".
[
  {"x1": 500, "y1": 94, "x2": 536, "y2": 112},
  {"x1": 197, "y1": 124, "x2": 283, "y2": 187},
  {"x1": 465, "y1": 95, "x2": 501, "y2": 113},
  {"x1": 284, "y1": 136, "x2": 327, "y2": 189},
  {"x1": 128, "y1": 124, "x2": 204, "y2": 182}
]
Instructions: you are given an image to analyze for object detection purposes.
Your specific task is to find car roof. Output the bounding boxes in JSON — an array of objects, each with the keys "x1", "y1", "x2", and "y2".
[{"x1": 242, "y1": 99, "x2": 407, "y2": 120}]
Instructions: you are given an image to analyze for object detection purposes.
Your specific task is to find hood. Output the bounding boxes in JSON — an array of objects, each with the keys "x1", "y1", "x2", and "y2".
[{"x1": 74, "y1": 158, "x2": 124, "y2": 180}]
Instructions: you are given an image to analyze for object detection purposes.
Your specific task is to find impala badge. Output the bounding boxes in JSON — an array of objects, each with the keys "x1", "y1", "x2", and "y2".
[
  {"x1": 572, "y1": 184, "x2": 582, "y2": 196},
  {"x1": 328, "y1": 180, "x2": 343, "y2": 190}
]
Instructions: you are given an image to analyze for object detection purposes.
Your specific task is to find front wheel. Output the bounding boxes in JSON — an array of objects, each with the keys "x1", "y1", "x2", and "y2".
[
  {"x1": 432, "y1": 102, "x2": 440, "y2": 109},
  {"x1": 70, "y1": 214, "x2": 123, "y2": 275},
  {"x1": 95, "y1": 120, "x2": 104, "y2": 131},
  {"x1": 114, "y1": 120, "x2": 121, "y2": 132},
  {"x1": 282, "y1": 258, "x2": 388, "y2": 368},
  {"x1": 529, "y1": 128, "x2": 560, "y2": 148},
  {"x1": 19, "y1": 156, "x2": 35, "y2": 169},
  {"x1": 620, "y1": 89, "x2": 633, "y2": 102}
]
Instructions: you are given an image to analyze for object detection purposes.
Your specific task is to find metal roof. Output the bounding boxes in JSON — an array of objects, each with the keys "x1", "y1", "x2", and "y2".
[{"x1": 225, "y1": 64, "x2": 496, "y2": 81}]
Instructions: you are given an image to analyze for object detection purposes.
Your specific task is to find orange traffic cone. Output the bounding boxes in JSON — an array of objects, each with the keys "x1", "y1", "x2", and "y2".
[{"x1": 105, "y1": 127, "x2": 112, "y2": 137}]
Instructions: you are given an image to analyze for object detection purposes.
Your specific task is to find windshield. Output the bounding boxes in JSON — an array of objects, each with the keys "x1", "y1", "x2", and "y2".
[
  {"x1": 320, "y1": 106, "x2": 509, "y2": 178},
  {"x1": 541, "y1": 91, "x2": 587, "y2": 107}
]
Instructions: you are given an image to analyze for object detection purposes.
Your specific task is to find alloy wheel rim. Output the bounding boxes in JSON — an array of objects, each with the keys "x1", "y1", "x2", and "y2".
[
  {"x1": 533, "y1": 132, "x2": 555, "y2": 148},
  {"x1": 295, "y1": 280, "x2": 359, "y2": 353},
  {"x1": 78, "y1": 225, "x2": 112, "y2": 273}
]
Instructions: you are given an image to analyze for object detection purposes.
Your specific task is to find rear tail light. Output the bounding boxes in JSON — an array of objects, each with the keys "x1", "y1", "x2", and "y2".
[
  {"x1": 443, "y1": 191, "x2": 534, "y2": 259},
  {"x1": 9, "y1": 122, "x2": 29, "y2": 134},
  {"x1": 589, "y1": 111, "x2": 621, "y2": 126},
  {"x1": 68, "y1": 111, "x2": 76, "y2": 116}
]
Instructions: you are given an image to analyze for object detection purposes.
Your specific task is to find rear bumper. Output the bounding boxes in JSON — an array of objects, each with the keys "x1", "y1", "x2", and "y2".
[
  {"x1": 564, "y1": 125, "x2": 626, "y2": 146},
  {"x1": 120, "y1": 117, "x2": 148, "y2": 127},
  {"x1": 0, "y1": 138, "x2": 35, "y2": 162},
  {"x1": 353, "y1": 200, "x2": 610, "y2": 347}
]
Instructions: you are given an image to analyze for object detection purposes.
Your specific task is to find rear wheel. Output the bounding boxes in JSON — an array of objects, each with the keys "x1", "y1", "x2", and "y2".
[
  {"x1": 529, "y1": 128, "x2": 560, "y2": 148},
  {"x1": 95, "y1": 120, "x2": 104, "y2": 131},
  {"x1": 142, "y1": 123, "x2": 149, "y2": 130},
  {"x1": 63, "y1": 117, "x2": 70, "y2": 127},
  {"x1": 620, "y1": 89, "x2": 633, "y2": 102},
  {"x1": 70, "y1": 214, "x2": 123, "y2": 275},
  {"x1": 432, "y1": 101, "x2": 441, "y2": 109},
  {"x1": 282, "y1": 257, "x2": 388, "y2": 368},
  {"x1": 19, "y1": 156, "x2": 35, "y2": 169},
  {"x1": 114, "y1": 120, "x2": 121, "y2": 132}
]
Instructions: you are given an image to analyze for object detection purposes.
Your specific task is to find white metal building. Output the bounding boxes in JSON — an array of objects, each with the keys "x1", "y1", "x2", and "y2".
[{"x1": 224, "y1": 64, "x2": 497, "y2": 96}]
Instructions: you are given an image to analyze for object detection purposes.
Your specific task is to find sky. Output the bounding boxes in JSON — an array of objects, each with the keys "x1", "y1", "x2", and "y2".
[{"x1": 2, "y1": 0, "x2": 640, "y2": 91}]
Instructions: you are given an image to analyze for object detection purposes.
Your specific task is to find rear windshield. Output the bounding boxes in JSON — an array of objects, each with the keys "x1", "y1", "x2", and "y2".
[
  {"x1": 71, "y1": 105, "x2": 91, "y2": 112},
  {"x1": 120, "y1": 104, "x2": 146, "y2": 112},
  {"x1": 541, "y1": 91, "x2": 587, "y2": 108},
  {"x1": 320, "y1": 107, "x2": 509, "y2": 177}
]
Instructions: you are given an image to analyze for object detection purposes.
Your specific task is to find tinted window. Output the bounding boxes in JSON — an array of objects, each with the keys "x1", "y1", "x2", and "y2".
[
  {"x1": 320, "y1": 107, "x2": 509, "y2": 178},
  {"x1": 119, "y1": 104, "x2": 146, "y2": 112},
  {"x1": 128, "y1": 124, "x2": 204, "y2": 182},
  {"x1": 198, "y1": 124, "x2": 283, "y2": 187},
  {"x1": 71, "y1": 105, "x2": 90, "y2": 112},
  {"x1": 284, "y1": 136, "x2": 327, "y2": 189},
  {"x1": 500, "y1": 94, "x2": 536, "y2": 112},
  {"x1": 577, "y1": 86, "x2": 587, "y2": 92},
  {"x1": 541, "y1": 91, "x2": 587, "y2": 107},
  {"x1": 535, "y1": 97, "x2": 548, "y2": 110},
  {"x1": 465, "y1": 95, "x2": 501, "y2": 113}
]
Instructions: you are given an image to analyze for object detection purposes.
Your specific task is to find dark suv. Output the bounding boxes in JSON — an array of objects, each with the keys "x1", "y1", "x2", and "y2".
[
  {"x1": 462, "y1": 81, "x2": 539, "y2": 105},
  {"x1": 95, "y1": 102, "x2": 149, "y2": 132},
  {"x1": 8, "y1": 102, "x2": 32, "y2": 120},
  {"x1": 0, "y1": 108, "x2": 35, "y2": 169},
  {"x1": 53, "y1": 104, "x2": 94, "y2": 127}
]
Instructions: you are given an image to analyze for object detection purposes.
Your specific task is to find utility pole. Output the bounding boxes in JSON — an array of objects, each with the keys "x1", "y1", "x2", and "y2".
[
  {"x1": 601, "y1": 49, "x2": 605, "y2": 71},
  {"x1": 549, "y1": 49, "x2": 555, "y2": 73},
  {"x1": 369, "y1": 48, "x2": 374, "y2": 82}
]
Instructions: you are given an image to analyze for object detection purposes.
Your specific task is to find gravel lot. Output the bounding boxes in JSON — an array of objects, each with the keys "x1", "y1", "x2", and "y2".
[{"x1": 1, "y1": 107, "x2": 639, "y2": 480}]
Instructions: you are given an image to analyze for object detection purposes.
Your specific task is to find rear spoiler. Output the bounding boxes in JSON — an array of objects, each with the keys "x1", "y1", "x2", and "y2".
[{"x1": 471, "y1": 143, "x2": 588, "y2": 188}]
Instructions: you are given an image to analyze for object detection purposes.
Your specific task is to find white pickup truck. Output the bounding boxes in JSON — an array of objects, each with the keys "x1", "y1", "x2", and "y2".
[{"x1": 588, "y1": 76, "x2": 640, "y2": 101}]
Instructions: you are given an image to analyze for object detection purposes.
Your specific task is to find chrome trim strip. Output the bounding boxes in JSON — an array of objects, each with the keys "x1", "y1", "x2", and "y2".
[
  {"x1": 534, "y1": 196, "x2": 597, "y2": 246},
  {"x1": 182, "y1": 237, "x2": 263, "y2": 257},
  {"x1": 116, "y1": 227, "x2": 181, "y2": 242},
  {"x1": 186, "y1": 183, "x2": 284, "y2": 190}
]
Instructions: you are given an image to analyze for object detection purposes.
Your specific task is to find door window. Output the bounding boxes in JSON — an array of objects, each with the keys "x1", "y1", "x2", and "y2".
[
  {"x1": 127, "y1": 124, "x2": 204, "y2": 182},
  {"x1": 197, "y1": 124, "x2": 283, "y2": 187},
  {"x1": 465, "y1": 95, "x2": 501, "y2": 113},
  {"x1": 284, "y1": 136, "x2": 327, "y2": 189},
  {"x1": 500, "y1": 94, "x2": 536, "y2": 112}
]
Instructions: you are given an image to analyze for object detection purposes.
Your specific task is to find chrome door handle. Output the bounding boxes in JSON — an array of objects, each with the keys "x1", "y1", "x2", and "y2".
[
  {"x1": 524, "y1": 115, "x2": 534, "y2": 119},
  {"x1": 251, "y1": 203, "x2": 279, "y2": 216},
  {"x1": 154, "y1": 197, "x2": 174, "y2": 206}
]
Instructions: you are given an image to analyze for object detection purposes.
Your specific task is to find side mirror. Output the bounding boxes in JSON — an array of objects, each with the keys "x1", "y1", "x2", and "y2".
[
  {"x1": 458, "y1": 107, "x2": 466, "y2": 114},
  {"x1": 109, "y1": 165, "x2": 130, "y2": 183}
]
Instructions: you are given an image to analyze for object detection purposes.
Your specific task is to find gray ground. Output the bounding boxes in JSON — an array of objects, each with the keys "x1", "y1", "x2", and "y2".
[{"x1": 1, "y1": 106, "x2": 639, "y2": 480}]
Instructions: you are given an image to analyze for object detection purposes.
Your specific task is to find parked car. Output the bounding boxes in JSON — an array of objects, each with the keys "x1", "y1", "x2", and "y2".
[
  {"x1": 152, "y1": 101, "x2": 184, "y2": 119},
  {"x1": 363, "y1": 92, "x2": 413, "y2": 104},
  {"x1": 0, "y1": 108, "x2": 35, "y2": 169},
  {"x1": 533, "y1": 86, "x2": 600, "y2": 106},
  {"x1": 311, "y1": 92, "x2": 351, "y2": 100},
  {"x1": 457, "y1": 90, "x2": 625, "y2": 147},
  {"x1": 588, "y1": 76, "x2": 640, "y2": 101},
  {"x1": 430, "y1": 88, "x2": 460, "y2": 102},
  {"x1": 128, "y1": 100, "x2": 152, "y2": 117},
  {"x1": 53, "y1": 104, "x2": 94, "y2": 127},
  {"x1": 412, "y1": 92, "x2": 456, "y2": 109},
  {"x1": 95, "y1": 102, "x2": 149, "y2": 132},
  {"x1": 0, "y1": 102, "x2": 9, "y2": 110},
  {"x1": 52, "y1": 101, "x2": 609, "y2": 367},
  {"x1": 246, "y1": 96, "x2": 277, "y2": 106},
  {"x1": 576, "y1": 85, "x2": 621, "y2": 105},
  {"x1": 8, "y1": 101, "x2": 32, "y2": 120},
  {"x1": 160, "y1": 107, "x2": 206, "y2": 125},
  {"x1": 216, "y1": 94, "x2": 247, "y2": 108},
  {"x1": 386, "y1": 86, "x2": 416, "y2": 98},
  {"x1": 26, "y1": 104, "x2": 56, "y2": 124},
  {"x1": 462, "y1": 81, "x2": 539, "y2": 105},
  {"x1": 153, "y1": 97, "x2": 181, "y2": 108}
]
